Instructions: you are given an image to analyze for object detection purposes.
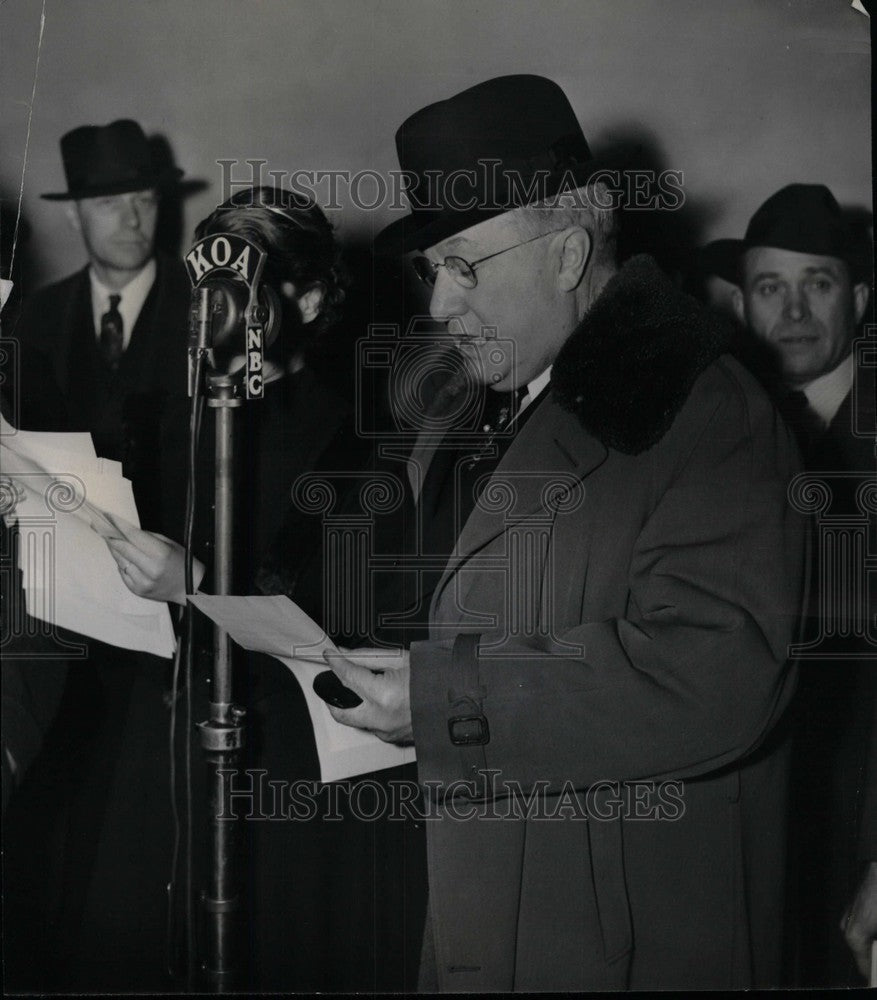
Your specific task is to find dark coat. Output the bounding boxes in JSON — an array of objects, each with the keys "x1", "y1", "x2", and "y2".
[
  {"x1": 809, "y1": 365, "x2": 877, "y2": 870},
  {"x1": 787, "y1": 347, "x2": 877, "y2": 984},
  {"x1": 860, "y1": 722, "x2": 877, "y2": 860},
  {"x1": 2, "y1": 256, "x2": 191, "y2": 989},
  {"x1": 11, "y1": 255, "x2": 191, "y2": 532},
  {"x1": 409, "y1": 256, "x2": 806, "y2": 990}
]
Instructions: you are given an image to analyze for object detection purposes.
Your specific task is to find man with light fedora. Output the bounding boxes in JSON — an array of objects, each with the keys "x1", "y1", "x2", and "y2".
[
  {"x1": 321, "y1": 75, "x2": 806, "y2": 989},
  {"x1": 13, "y1": 118, "x2": 191, "y2": 533},
  {"x1": 725, "y1": 183, "x2": 876, "y2": 986}
]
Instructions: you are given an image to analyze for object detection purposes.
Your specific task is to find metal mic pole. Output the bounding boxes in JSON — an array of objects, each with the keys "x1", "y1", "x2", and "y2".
[
  {"x1": 184, "y1": 235, "x2": 272, "y2": 992},
  {"x1": 197, "y1": 371, "x2": 245, "y2": 992}
]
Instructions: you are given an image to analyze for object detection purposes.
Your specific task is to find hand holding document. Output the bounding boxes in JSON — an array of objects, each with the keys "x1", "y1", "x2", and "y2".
[
  {"x1": 105, "y1": 524, "x2": 205, "y2": 606},
  {"x1": 189, "y1": 594, "x2": 417, "y2": 782},
  {"x1": 0, "y1": 416, "x2": 176, "y2": 658}
]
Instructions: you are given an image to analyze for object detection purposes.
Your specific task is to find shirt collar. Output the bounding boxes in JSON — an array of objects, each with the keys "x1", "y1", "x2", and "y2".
[
  {"x1": 799, "y1": 353, "x2": 854, "y2": 427},
  {"x1": 521, "y1": 366, "x2": 552, "y2": 412}
]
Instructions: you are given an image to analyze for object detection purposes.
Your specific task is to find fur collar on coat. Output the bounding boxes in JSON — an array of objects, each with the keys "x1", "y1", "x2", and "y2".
[{"x1": 551, "y1": 254, "x2": 733, "y2": 454}]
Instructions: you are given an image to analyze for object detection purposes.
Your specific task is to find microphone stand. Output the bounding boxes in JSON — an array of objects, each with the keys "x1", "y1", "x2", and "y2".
[
  {"x1": 196, "y1": 369, "x2": 245, "y2": 992},
  {"x1": 184, "y1": 247, "x2": 272, "y2": 992}
]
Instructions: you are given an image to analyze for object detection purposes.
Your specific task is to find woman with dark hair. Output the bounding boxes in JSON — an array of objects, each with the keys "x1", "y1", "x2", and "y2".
[
  {"x1": 200, "y1": 186, "x2": 347, "y2": 333},
  {"x1": 106, "y1": 185, "x2": 353, "y2": 599}
]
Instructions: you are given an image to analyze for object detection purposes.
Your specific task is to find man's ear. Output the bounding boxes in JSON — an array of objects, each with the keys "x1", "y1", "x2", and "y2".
[
  {"x1": 65, "y1": 203, "x2": 82, "y2": 234},
  {"x1": 852, "y1": 281, "x2": 870, "y2": 326},
  {"x1": 731, "y1": 286, "x2": 746, "y2": 325},
  {"x1": 556, "y1": 228, "x2": 591, "y2": 292},
  {"x1": 296, "y1": 285, "x2": 325, "y2": 325}
]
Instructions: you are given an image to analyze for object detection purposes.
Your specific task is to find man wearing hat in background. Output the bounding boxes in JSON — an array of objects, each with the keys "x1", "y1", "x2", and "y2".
[
  {"x1": 729, "y1": 184, "x2": 872, "y2": 467},
  {"x1": 3, "y1": 119, "x2": 191, "y2": 990},
  {"x1": 12, "y1": 118, "x2": 190, "y2": 531},
  {"x1": 323, "y1": 75, "x2": 805, "y2": 989},
  {"x1": 727, "y1": 183, "x2": 876, "y2": 986}
]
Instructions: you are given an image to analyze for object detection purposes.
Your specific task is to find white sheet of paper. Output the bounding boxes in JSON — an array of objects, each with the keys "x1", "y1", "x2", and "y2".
[
  {"x1": 189, "y1": 594, "x2": 417, "y2": 782},
  {"x1": 1, "y1": 420, "x2": 176, "y2": 658}
]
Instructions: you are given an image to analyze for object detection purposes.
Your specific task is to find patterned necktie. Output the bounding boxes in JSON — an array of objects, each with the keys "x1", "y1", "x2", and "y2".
[
  {"x1": 100, "y1": 293, "x2": 124, "y2": 370},
  {"x1": 462, "y1": 386, "x2": 527, "y2": 470}
]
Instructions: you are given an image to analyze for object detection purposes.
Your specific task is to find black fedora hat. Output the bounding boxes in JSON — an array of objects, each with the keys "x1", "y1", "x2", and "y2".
[
  {"x1": 376, "y1": 75, "x2": 609, "y2": 255},
  {"x1": 718, "y1": 183, "x2": 868, "y2": 280},
  {"x1": 41, "y1": 119, "x2": 183, "y2": 200}
]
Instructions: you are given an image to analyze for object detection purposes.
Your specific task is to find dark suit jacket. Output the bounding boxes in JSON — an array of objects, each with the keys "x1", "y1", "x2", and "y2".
[
  {"x1": 826, "y1": 370, "x2": 877, "y2": 862},
  {"x1": 807, "y1": 371, "x2": 876, "y2": 863},
  {"x1": 11, "y1": 255, "x2": 191, "y2": 531},
  {"x1": 788, "y1": 355, "x2": 877, "y2": 983},
  {"x1": 860, "y1": 723, "x2": 877, "y2": 860},
  {"x1": 2, "y1": 258, "x2": 193, "y2": 988}
]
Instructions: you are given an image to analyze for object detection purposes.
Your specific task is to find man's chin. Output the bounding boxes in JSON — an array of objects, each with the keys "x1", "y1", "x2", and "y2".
[
  {"x1": 458, "y1": 354, "x2": 511, "y2": 389},
  {"x1": 778, "y1": 358, "x2": 825, "y2": 386},
  {"x1": 106, "y1": 250, "x2": 153, "y2": 271},
  {"x1": 773, "y1": 339, "x2": 823, "y2": 374},
  {"x1": 453, "y1": 340, "x2": 513, "y2": 388}
]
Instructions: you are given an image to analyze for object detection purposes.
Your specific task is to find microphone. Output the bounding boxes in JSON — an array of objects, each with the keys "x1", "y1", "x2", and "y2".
[{"x1": 184, "y1": 233, "x2": 281, "y2": 399}]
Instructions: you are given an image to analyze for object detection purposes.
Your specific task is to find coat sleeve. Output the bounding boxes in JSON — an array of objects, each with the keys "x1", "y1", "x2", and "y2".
[
  {"x1": 5, "y1": 288, "x2": 71, "y2": 432},
  {"x1": 409, "y1": 375, "x2": 806, "y2": 797},
  {"x1": 858, "y1": 701, "x2": 877, "y2": 861}
]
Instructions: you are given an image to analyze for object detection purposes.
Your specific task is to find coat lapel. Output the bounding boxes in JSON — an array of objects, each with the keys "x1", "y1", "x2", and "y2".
[
  {"x1": 433, "y1": 396, "x2": 607, "y2": 605},
  {"x1": 425, "y1": 254, "x2": 733, "y2": 617}
]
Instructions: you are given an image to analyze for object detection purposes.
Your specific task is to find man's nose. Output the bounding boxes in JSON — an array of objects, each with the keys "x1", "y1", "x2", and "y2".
[
  {"x1": 120, "y1": 196, "x2": 142, "y2": 229},
  {"x1": 783, "y1": 285, "x2": 811, "y2": 322},
  {"x1": 428, "y1": 269, "x2": 465, "y2": 321}
]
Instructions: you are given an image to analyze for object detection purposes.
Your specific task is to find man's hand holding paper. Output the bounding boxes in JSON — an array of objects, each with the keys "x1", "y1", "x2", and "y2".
[
  {"x1": 190, "y1": 595, "x2": 416, "y2": 780},
  {"x1": 322, "y1": 648, "x2": 413, "y2": 745}
]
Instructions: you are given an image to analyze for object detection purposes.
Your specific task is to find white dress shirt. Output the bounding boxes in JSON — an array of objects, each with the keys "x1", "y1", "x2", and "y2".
[
  {"x1": 520, "y1": 365, "x2": 552, "y2": 414},
  {"x1": 89, "y1": 258, "x2": 157, "y2": 352}
]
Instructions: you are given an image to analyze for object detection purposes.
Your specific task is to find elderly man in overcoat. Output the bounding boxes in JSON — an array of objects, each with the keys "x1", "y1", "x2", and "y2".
[{"x1": 324, "y1": 75, "x2": 806, "y2": 990}]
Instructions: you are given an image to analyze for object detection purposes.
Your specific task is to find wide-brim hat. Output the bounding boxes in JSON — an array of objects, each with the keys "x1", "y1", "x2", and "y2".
[
  {"x1": 376, "y1": 75, "x2": 612, "y2": 255},
  {"x1": 41, "y1": 119, "x2": 183, "y2": 200},
  {"x1": 714, "y1": 183, "x2": 869, "y2": 281}
]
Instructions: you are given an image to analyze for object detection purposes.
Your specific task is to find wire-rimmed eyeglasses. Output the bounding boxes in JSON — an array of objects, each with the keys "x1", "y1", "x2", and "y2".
[{"x1": 412, "y1": 227, "x2": 566, "y2": 289}]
